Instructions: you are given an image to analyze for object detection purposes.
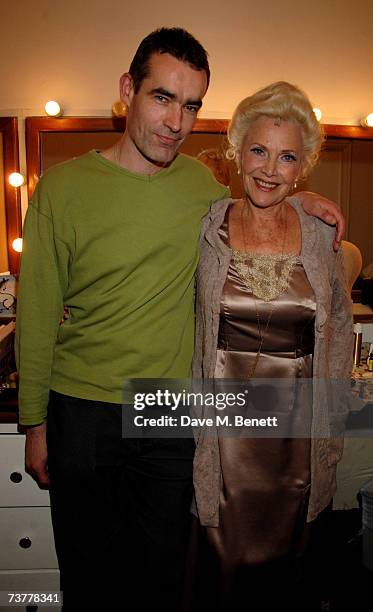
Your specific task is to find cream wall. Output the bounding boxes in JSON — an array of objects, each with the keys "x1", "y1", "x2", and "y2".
[{"x1": 1, "y1": 0, "x2": 372, "y2": 124}]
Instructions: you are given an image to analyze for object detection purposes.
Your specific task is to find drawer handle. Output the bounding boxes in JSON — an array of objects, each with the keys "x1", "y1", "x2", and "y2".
[
  {"x1": 10, "y1": 471, "x2": 23, "y2": 483},
  {"x1": 19, "y1": 537, "x2": 32, "y2": 549}
]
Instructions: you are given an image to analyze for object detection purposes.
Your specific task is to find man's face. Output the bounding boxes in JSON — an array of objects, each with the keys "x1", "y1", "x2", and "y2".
[{"x1": 121, "y1": 53, "x2": 208, "y2": 174}]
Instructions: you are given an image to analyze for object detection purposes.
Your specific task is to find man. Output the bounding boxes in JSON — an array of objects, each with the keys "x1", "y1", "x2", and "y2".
[{"x1": 17, "y1": 28, "x2": 344, "y2": 611}]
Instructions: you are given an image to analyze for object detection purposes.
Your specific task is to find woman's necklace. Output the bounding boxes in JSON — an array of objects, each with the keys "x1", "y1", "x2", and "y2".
[
  {"x1": 234, "y1": 200, "x2": 293, "y2": 378},
  {"x1": 234, "y1": 201, "x2": 298, "y2": 302}
]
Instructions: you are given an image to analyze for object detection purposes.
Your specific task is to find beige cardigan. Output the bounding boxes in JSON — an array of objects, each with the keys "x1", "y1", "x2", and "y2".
[{"x1": 192, "y1": 198, "x2": 354, "y2": 527}]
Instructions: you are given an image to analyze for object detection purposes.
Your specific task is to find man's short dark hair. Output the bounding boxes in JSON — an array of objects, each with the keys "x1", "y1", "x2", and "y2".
[{"x1": 129, "y1": 27, "x2": 210, "y2": 93}]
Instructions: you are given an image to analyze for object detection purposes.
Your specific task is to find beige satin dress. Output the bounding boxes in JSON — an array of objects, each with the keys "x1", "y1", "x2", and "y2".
[{"x1": 187, "y1": 216, "x2": 317, "y2": 611}]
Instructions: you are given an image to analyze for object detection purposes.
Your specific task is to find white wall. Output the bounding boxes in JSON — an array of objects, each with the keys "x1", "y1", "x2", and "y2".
[{"x1": 1, "y1": 0, "x2": 373, "y2": 124}]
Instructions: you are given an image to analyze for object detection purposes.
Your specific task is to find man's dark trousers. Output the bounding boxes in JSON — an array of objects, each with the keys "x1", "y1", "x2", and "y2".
[{"x1": 47, "y1": 391, "x2": 195, "y2": 611}]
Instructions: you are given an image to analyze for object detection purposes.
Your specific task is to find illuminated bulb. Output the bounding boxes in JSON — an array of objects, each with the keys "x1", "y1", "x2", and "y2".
[
  {"x1": 45, "y1": 100, "x2": 62, "y2": 117},
  {"x1": 361, "y1": 113, "x2": 373, "y2": 127},
  {"x1": 112, "y1": 100, "x2": 127, "y2": 117},
  {"x1": 313, "y1": 108, "x2": 322, "y2": 122},
  {"x1": 12, "y1": 238, "x2": 23, "y2": 253},
  {"x1": 8, "y1": 172, "x2": 25, "y2": 187}
]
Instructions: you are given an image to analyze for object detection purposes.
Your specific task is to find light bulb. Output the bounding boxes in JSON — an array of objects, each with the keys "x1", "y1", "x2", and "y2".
[
  {"x1": 112, "y1": 100, "x2": 127, "y2": 117},
  {"x1": 313, "y1": 108, "x2": 322, "y2": 122},
  {"x1": 45, "y1": 100, "x2": 62, "y2": 117},
  {"x1": 12, "y1": 238, "x2": 23, "y2": 253},
  {"x1": 8, "y1": 172, "x2": 25, "y2": 187},
  {"x1": 361, "y1": 113, "x2": 373, "y2": 127}
]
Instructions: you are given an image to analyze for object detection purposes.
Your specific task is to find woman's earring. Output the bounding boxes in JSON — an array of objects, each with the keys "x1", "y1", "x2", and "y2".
[
  {"x1": 237, "y1": 167, "x2": 241, "y2": 175},
  {"x1": 293, "y1": 181, "x2": 297, "y2": 190}
]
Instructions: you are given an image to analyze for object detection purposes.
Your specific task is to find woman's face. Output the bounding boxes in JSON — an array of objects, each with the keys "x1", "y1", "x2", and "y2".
[{"x1": 238, "y1": 115, "x2": 303, "y2": 209}]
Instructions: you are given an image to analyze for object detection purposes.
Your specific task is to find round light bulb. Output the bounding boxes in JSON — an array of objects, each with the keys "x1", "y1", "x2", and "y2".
[
  {"x1": 365, "y1": 113, "x2": 373, "y2": 127},
  {"x1": 313, "y1": 108, "x2": 322, "y2": 122},
  {"x1": 12, "y1": 238, "x2": 23, "y2": 253},
  {"x1": 45, "y1": 100, "x2": 61, "y2": 117},
  {"x1": 112, "y1": 100, "x2": 127, "y2": 117},
  {"x1": 8, "y1": 172, "x2": 25, "y2": 187}
]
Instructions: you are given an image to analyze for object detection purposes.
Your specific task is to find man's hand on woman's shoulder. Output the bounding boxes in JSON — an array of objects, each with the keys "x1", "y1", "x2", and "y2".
[{"x1": 295, "y1": 191, "x2": 345, "y2": 252}]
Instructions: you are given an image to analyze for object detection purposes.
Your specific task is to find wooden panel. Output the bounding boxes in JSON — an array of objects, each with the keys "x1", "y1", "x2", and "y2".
[
  {"x1": 299, "y1": 140, "x2": 352, "y2": 233},
  {"x1": 41, "y1": 131, "x2": 119, "y2": 172},
  {"x1": 0, "y1": 133, "x2": 8, "y2": 272},
  {"x1": 349, "y1": 140, "x2": 373, "y2": 268},
  {"x1": 0, "y1": 118, "x2": 21, "y2": 275}
]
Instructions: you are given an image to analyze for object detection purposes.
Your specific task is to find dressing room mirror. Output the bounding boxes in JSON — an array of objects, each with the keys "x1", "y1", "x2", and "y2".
[
  {"x1": 26, "y1": 117, "x2": 373, "y2": 274},
  {"x1": 25, "y1": 117, "x2": 240, "y2": 197},
  {"x1": 0, "y1": 118, "x2": 22, "y2": 275}
]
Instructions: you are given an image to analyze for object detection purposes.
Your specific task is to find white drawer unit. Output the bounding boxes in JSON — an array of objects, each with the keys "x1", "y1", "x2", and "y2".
[
  {"x1": 0, "y1": 435, "x2": 51, "y2": 507},
  {"x1": 0, "y1": 425, "x2": 61, "y2": 610},
  {"x1": 0, "y1": 507, "x2": 58, "y2": 570},
  {"x1": 0, "y1": 570, "x2": 60, "y2": 612}
]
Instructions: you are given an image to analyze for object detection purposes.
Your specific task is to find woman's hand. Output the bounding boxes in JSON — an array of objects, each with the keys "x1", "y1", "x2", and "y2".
[{"x1": 295, "y1": 191, "x2": 345, "y2": 251}]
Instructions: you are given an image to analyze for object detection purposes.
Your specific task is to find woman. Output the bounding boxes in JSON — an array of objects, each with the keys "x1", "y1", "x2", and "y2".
[
  {"x1": 190, "y1": 82, "x2": 353, "y2": 611},
  {"x1": 196, "y1": 148, "x2": 231, "y2": 186}
]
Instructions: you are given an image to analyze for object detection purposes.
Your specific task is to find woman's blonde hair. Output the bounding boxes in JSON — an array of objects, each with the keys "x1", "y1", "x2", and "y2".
[{"x1": 227, "y1": 81, "x2": 324, "y2": 179}]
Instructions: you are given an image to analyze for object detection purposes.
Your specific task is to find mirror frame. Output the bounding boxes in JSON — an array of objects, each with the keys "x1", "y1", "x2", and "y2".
[
  {"x1": 25, "y1": 116, "x2": 228, "y2": 199},
  {"x1": 0, "y1": 117, "x2": 22, "y2": 274},
  {"x1": 25, "y1": 116, "x2": 373, "y2": 196}
]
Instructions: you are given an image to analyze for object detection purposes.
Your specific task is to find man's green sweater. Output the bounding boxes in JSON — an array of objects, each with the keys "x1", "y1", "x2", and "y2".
[{"x1": 16, "y1": 150, "x2": 228, "y2": 425}]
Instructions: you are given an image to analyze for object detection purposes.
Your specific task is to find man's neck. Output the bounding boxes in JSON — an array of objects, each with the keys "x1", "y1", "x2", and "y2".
[{"x1": 101, "y1": 133, "x2": 171, "y2": 175}]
